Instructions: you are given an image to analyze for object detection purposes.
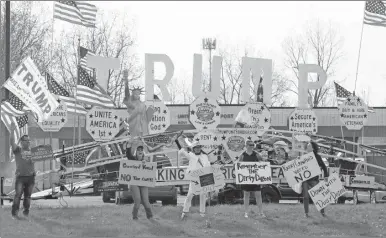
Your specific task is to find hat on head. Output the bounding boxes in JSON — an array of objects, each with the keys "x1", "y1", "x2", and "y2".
[
  {"x1": 273, "y1": 141, "x2": 290, "y2": 153},
  {"x1": 185, "y1": 138, "x2": 202, "y2": 148}
]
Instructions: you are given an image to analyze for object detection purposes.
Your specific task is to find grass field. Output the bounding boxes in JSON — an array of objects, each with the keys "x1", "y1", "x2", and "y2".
[{"x1": 0, "y1": 203, "x2": 385, "y2": 238}]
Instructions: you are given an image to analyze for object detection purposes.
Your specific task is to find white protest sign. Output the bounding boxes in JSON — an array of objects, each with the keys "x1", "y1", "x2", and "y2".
[
  {"x1": 281, "y1": 152, "x2": 322, "y2": 187},
  {"x1": 4, "y1": 178, "x2": 14, "y2": 187},
  {"x1": 186, "y1": 166, "x2": 225, "y2": 195},
  {"x1": 289, "y1": 108, "x2": 318, "y2": 134},
  {"x1": 2, "y1": 56, "x2": 59, "y2": 121},
  {"x1": 218, "y1": 128, "x2": 260, "y2": 161},
  {"x1": 37, "y1": 100, "x2": 68, "y2": 132},
  {"x1": 241, "y1": 102, "x2": 271, "y2": 136},
  {"x1": 86, "y1": 107, "x2": 120, "y2": 142},
  {"x1": 145, "y1": 100, "x2": 170, "y2": 134},
  {"x1": 189, "y1": 96, "x2": 221, "y2": 130},
  {"x1": 308, "y1": 174, "x2": 346, "y2": 211},
  {"x1": 338, "y1": 95, "x2": 369, "y2": 130},
  {"x1": 118, "y1": 160, "x2": 157, "y2": 187},
  {"x1": 235, "y1": 162, "x2": 272, "y2": 185},
  {"x1": 193, "y1": 130, "x2": 221, "y2": 154}
]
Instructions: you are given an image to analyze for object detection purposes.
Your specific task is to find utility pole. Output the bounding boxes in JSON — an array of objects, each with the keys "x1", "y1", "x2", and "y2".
[{"x1": 202, "y1": 38, "x2": 216, "y2": 92}]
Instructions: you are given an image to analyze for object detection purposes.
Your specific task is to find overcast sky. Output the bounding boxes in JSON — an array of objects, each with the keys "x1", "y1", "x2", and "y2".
[{"x1": 49, "y1": 1, "x2": 386, "y2": 106}]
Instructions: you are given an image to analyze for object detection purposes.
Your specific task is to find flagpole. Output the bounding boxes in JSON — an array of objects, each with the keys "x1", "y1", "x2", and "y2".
[{"x1": 354, "y1": 1, "x2": 366, "y2": 93}]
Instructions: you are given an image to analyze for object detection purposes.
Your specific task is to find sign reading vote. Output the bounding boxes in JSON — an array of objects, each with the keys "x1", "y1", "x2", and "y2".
[
  {"x1": 86, "y1": 107, "x2": 120, "y2": 142},
  {"x1": 281, "y1": 152, "x2": 322, "y2": 187},
  {"x1": 186, "y1": 166, "x2": 225, "y2": 195},
  {"x1": 118, "y1": 160, "x2": 157, "y2": 187},
  {"x1": 288, "y1": 108, "x2": 318, "y2": 134},
  {"x1": 235, "y1": 162, "x2": 272, "y2": 185},
  {"x1": 308, "y1": 174, "x2": 346, "y2": 211},
  {"x1": 338, "y1": 95, "x2": 369, "y2": 130},
  {"x1": 31, "y1": 145, "x2": 54, "y2": 162},
  {"x1": 37, "y1": 100, "x2": 68, "y2": 132},
  {"x1": 146, "y1": 100, "x2": 170, "y2": 134}
]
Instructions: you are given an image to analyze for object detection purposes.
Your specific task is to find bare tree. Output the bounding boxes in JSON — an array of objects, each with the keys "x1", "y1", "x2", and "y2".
[
  {"x1": 53, "y1": 11, "x2": 142, "y2": 107},
  {"x1": 166, "y1": 76, "x2": 194, "y2": 104},
  {"x1": 282, "y1": 20, "x2": 344, "y2": 107},
  {"x1": 0, "y1": 2, "x2": 53, "y2": 76}
]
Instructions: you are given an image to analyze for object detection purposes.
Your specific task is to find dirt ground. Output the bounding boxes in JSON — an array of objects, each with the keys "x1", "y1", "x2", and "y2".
[{"x1": 0, "y1": 197, "x2": 385, "y2": 238}]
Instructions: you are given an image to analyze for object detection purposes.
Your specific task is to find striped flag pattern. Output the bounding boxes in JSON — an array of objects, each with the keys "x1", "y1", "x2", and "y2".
[
  {"x1": 363, "y1": 1, "x2": 386, "y2": 27},
  {"x1": 256, "y1": 76, "x2": 263, "y2": 103},
  {"x1": 0, "y1": 95, "x2": 29, "y2": 141},
  {"x1": 46, "y1": 73, "x2": 88, "y2": 115},
  {"x1": 53, "y1": 1, "x2": 97, "y2": 28},
  {"x1": 76, "y1": 66, "x2": 115, "y2": 108},
  {"x1": 334, "y1": 81, "x2": 375, "y2": 113},
  {"x1": 79, "y1": 46, "x2": 96, "y2": 72}
]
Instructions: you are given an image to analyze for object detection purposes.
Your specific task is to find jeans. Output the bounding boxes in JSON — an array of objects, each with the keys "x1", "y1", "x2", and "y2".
[
  {"x1": 12, "y1": 176, "x2": 35, "y2": 216},
  {"x1": 302, "y1": 178, "x2": 325, "y2": 214},
  {"x1": 183, "y1": 182, "x2": 207, "y2": 214},
  {"x1": 130, "y1": 185, "x2": 153, "y2": 219}
]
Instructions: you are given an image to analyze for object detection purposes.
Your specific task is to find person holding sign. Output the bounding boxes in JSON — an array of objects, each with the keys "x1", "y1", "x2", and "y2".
[
  {"x1": 237, "y1": 140, "x2": 266, "y2": 218},
  {"x1": 302, "y1": 141, "x2": 329, "y2": 218},
  {"x1": 174, "y1": 137, "x2": 211, "y2": 220},
  {"x1": 9, "y1": 122, "x2": 36, "y2": 219}
]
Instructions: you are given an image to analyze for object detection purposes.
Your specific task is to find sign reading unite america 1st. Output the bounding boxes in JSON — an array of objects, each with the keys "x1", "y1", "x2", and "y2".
[
  {"x1": 288, "y1": 108, "x2": 318, "y2": 134},
  {"x1": 86, "y1": 107, "x2": 120, "y2": 142}
]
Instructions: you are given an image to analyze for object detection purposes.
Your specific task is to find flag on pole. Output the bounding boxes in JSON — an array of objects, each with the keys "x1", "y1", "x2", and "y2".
[
  {"x1": 53, "y1": 1, "x2": 97, "y2": 28},
  {"x1": 46, "y1": 73, "x2": 88, "y2": 115},
  {"x1": 76, "y1": 66, "x2": 115, "y2": 108},
  {"x1": 80, "y1": 46, "x2": 96, "y2": 72},
  {"x1": 334, "y1": 81, "x2": 375, "y2": 113},
  {"x1": 256, "y1": 77, "x2": 264, "y2": 103},
  {"x1": 363, "y1": 1, "x2": 386, "y2": 27},
  {"x1": 0, "y1": 95, "x2": 30, "y2": 141}
]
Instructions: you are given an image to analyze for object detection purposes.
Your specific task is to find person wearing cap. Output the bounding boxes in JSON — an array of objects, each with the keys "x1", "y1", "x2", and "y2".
[
  {"x1": 236, "y1": 140, "x2": 266, "y2": 218},
  {"x1": 273, "y1": 141, "x2": 290, "y2": 165},
  {"x1": 174, "y1": 137, "x2": 211, "y2": 220}
]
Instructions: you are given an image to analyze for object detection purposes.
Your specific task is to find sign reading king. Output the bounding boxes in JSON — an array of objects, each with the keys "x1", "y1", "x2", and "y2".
[{"x1": 86, "y1": 107, "x2": 120, "y2": 142}]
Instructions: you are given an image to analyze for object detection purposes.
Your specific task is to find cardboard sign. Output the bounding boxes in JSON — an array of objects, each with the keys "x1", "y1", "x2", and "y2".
[
  {"x1": 31, "y1": 145, "x2": 54, "y2": 162},
  {"x1": 193, "y1": 130, "x2": 221, "y2": 154},
  {"x1": 342, "y1": 175, "x2": 376, "y2": 188},
  {"x1": 338, "y1": 95, "x2": 369, "y2": 130},
  {"x1": 93, "y1": 179, "x2": 128, "y2": 193},
  {"x1": 4, "y1": 178, "x2": 14, "y2": 187},
  {"x1": 2, "y1": 56, "x2": 59, "y2": 121},
  {"x1": 189, "y1": 96, "x2": 221, "y2": 130},
  {"x1": 146, "y1": 100, "x2": 170, "y2": 134},
  {"x1": 281, "y1": 152, "x2": 322, "y2": 187},
  {"x1": 186, "y1": 166, "x2": 225, "y2": 195},
  {"x1": 118, "y1": 160, "x2": 157, "y2": 187},
  {"x1": 235, "y1": 162, "x2": 272, "y2": 185},
  {"x1": 308, "y1": 174, "x2": 346, "y2": 211},
  {"x1": 241, "y1": 102, "x2": 271, "y2": 136},
  {"x1": 288, "y1": 108, "x2": 318, "y2": 134},
  {"x1": 37, "y1": 100, "x2": 68, "y2": 132},
  {"x1": 86, "y1": 107, "x2": 120, "y2": 142}
]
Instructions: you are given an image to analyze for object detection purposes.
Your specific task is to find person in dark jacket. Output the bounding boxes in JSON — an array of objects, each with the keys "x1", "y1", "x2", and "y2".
[{"x1": 302, "y1": 140, "x2": 329, "y2": 218}]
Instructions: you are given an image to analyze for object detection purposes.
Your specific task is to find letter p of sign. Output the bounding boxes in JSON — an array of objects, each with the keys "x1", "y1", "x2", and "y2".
[
  {"x1": 145, "y1": 54, "x2": 174, "y2": 101},
  {"x1": 298, "y1": 64, "x2": 327, "y2": 109}
]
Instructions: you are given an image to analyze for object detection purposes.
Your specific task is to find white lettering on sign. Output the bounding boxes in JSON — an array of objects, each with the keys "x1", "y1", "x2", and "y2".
[
  {"x1": 235, "y1": 162, "x2": 272, "y2": 185},
  {"x1": 86, "y1": 107, "x2": 120, "y2": 142},
  {"x1": 288, "y1": 108, "x2": 318, "y2": 134},
  {"x1": 338, "y1": 95, "x2": 369, "y2": 131}
]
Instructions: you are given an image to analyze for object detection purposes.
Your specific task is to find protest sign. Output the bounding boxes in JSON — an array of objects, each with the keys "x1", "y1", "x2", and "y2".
[
  {"x1": 86, "y1": 107, "x2": 120, "y2": 141},
  {"x1": 189, "y1": 96, "x2": 221, "y2": 130},
  {"x1": 338, "y1": 95, "x2": 369, "y2": 130},
  {"x1": 235, "y1": 162, "x2": 272, "y2": 185},
  {"x1": 37, "y1": 100, "x2": 68, "y2": 132},
  {"x1": 281, "y1": 152, "x2": 322, "y2": 187},
  {"x1": 308, "y1": 174, "x2": 346, "y2": 211},
  {"x1": 93, "y1": 179, "x2": 128, "y2": 193},
  {"x1": 186, "y1": 166, "x2": 225, "y2": 195},
  {"x1": 241, "y1": 102, "x2": 271, "y2": 136},
  {"x1": 31, "y1": 145, "x2": 54, "y2": 162},
  {"x1": 146, "y1": 100, "x2": 170, "y2": 134},
  {"x1": 288, "y1": 108, "x2": 318, "y2": 134},
  {"x1": 193, "y1": 130, "x2": 221, "y2": 154},
  {"x1": 2, "y1": 56, "x2": 59, "y2": 121},
  {"x1": 118, "y1": 160, "x2": 157, "y2": 187}
]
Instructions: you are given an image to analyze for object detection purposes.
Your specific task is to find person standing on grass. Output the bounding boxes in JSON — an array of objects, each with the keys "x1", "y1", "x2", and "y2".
[
  {"x1": 302, "y1": 140, "x2": 329, "y2": 218},
  {"x1": 9, "y1": 122, "x2": 35, "y2": 219},
  {"x1": 236, "y1": 140, "x2": 266, "y2": 218}
]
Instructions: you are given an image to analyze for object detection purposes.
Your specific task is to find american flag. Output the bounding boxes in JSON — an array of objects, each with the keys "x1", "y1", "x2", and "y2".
[
  {"x1": 53, "y1": 1, "x2": 97, "y2": 28},
  {"x1": 334, "y1": 82, "x2": 375, "y2": 113},
  {"x1": 363, "y1": 1, "x2": 386, "y2": 27},
  {"x1": 64, "y1": 150, "x2": 89, "y2": 167},
  {"x1": 256, "y1": 76, "x2": 263, "y2": 103},
  {"x1": 0, "y1": 95, "x2": 29, "y2": 141},
  {"x1": 46, "y1": 73, "x2": 87, "y2": 115},
  {"x1": 76, "y1": 66, "x2": 115, "y2": 108},
  {"x1": 80, "y1": 46, "x2": 96, "y2": 72}
]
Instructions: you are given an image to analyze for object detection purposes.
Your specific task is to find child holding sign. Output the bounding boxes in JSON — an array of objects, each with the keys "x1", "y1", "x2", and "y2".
[{"x1": 237, "y1": 140, "x2": 266, "y2": 218}]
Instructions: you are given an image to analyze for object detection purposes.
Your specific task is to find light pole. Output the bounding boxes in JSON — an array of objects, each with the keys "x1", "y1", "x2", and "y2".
[{"x1": 202, "y1": 38, "x2": 216, "y2": 91}]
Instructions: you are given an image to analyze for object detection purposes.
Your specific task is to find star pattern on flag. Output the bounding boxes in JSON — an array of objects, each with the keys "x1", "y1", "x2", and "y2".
[
  {"x1": 78, "y1": 66, "x2": 95, "y2": 88},
  {"x1": 8, "y1": 95, "x2": 29, "y2": 128},
  {"x1": 47, "y1": 73, "x2": 70, "y2": 97}
]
